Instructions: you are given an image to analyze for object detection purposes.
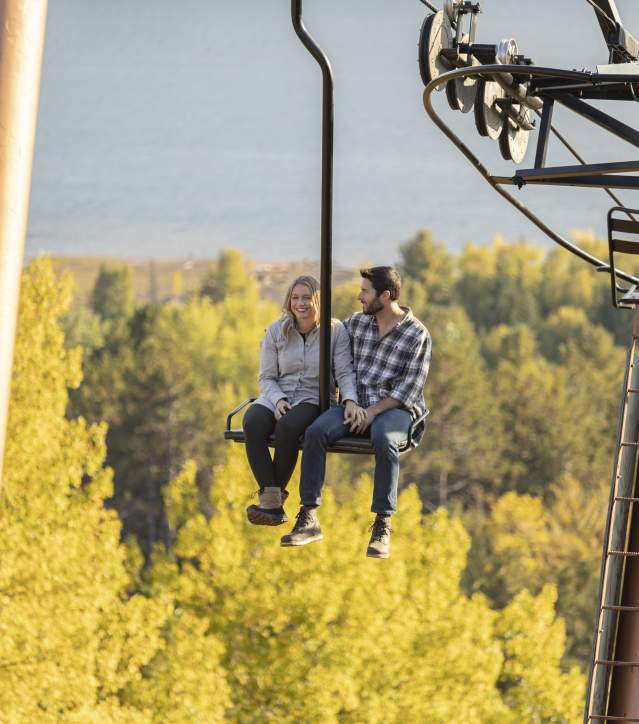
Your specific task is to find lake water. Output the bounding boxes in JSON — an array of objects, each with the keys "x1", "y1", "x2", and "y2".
[{"x1": 27, "y1": 0, "x2": 639, "y2": 266}]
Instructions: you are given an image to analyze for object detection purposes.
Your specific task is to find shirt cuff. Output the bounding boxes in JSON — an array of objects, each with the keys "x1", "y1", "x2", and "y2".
[
  {"x1": 261, "y1": 385, "x2": 287, "y2": 407},
  {"x1": 339, "y1": 382, "x2": 358, "y2": 404}
]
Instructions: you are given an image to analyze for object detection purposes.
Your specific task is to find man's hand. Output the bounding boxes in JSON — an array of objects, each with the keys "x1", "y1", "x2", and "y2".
[
  {"x1": 351, "y1": 407, "x2": 377, "y2": 434},
  {"x1": 352, "y1": 397, "x2": 403, "y2": 433},
  {"x1": 274, "y1": 399, "x2": 292, "y2": 420},
  {"x1": 343, "y1": 400, "x2": 366, "y2": 432}
]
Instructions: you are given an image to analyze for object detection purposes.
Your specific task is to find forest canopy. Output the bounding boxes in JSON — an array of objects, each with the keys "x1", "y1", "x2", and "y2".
[{"x1": 2, "y1": 231, "x2": 630, "y2": 721}]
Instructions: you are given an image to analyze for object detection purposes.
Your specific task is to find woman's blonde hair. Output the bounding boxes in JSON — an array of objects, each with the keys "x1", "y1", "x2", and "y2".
[{"x1": 281, "y1": 275, "x2": 320, "y2": 335}]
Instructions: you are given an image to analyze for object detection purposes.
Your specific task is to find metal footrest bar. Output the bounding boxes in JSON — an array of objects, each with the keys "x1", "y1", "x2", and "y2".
[
  {"x1": 515, "y1": 160, "x2": 639, "y2": 182},
  {"x1": 590, "y1": 717, "x2": 639, "y2": 721},
  {"x1": 595, "y1": 660, "x2": 639, "y2": 667},
  {"x1": 614, "y1": 496, "x2": 639, "y2": 503},
  {"x1": 619, "y1": 441, "x2": 639, "y2": 447},
  {"x1": 608, "y1": 550, "x2": 639, "y2": 557},
  {"x1": 602, "y1": 605, "x2": 639, "y2": 612}
]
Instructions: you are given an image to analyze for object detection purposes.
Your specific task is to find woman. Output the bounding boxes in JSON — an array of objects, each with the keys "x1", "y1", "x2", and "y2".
[{"x1": 243, "y1": 275, "x2": 361, "y2": 526}]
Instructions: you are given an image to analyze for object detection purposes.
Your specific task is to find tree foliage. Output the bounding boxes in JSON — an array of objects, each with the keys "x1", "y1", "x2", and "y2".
[
  {"x1": 91, "y1": 262, "x2": 135, "y2": 322},
  {"x1": 342, "y1": 230, "x2": 628, "y2": 668},
  {"x1": 71, "y1": 252, "x2": 276, "y2": 554},
  {"x1": 400, "y1": 230, "x2": 454, "y2": 308},
  {"x1": 146, "y1": 450, "x2": 583, "y2": 722},
  {"x1": 10, "y1": 226, "x2": 633, "y2": 716},
  {"x1": 401, "y1": 304, "x2": 505, "y2": 508},
  {"x1": 200, "y1": 248, "x2": 255, "y2": 303},
  {"x1": 1, "y1": 259, "x2": 229, "y2": 721},
  {"x1": 2, "y1": 256, "x2": 585, "y2": 718}
]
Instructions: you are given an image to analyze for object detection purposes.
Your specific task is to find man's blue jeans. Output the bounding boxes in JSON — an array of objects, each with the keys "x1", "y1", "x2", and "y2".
[{"x1": 299, "y1": 405, "x2": 412, "y2": 515}]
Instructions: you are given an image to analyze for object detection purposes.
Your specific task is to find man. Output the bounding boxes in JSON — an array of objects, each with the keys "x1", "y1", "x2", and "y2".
[{"x1": 280, "y1": 266, "x2": 431, "y2": 559}]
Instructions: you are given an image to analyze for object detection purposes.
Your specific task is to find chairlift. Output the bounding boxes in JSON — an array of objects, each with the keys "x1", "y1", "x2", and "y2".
[{"x1": 224, "y1": 0, "x2": 429, "y2": 455}]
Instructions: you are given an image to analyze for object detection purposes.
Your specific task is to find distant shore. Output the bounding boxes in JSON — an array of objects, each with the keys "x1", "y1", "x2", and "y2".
[{"x1": 46, "y1": 255, "x2": 357, "y2": 308}]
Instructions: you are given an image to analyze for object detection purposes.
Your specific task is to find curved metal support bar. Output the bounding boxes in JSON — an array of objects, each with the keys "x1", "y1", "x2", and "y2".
[
  {"x1": 422, "y1": 64, "x2": 639, "y2": 285},
  {"x1": 291, "y1": 0, "x2": 334, "y2": 413},
  {"x1": 407, "y1": 408, "x2": 430, "y2": 448},
  {"x1": 226, "y1": 398, "x2": 256, "y2": 431}
]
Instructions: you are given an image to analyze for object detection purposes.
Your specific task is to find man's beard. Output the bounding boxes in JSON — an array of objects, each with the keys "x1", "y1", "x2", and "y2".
[{"x1": 363, "y1": 296, "x2": 384, "y2": 315}]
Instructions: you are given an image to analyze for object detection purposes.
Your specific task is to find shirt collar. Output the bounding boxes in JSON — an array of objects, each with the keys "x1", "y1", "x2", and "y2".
[{"x1": 370, "y1": 306, "x2": 413, "y2": 329}]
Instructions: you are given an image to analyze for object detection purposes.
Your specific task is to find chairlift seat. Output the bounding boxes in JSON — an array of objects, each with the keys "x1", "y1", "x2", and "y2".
[{"x1": 224, "y1": 399, "x2": 429, "y2": 455}]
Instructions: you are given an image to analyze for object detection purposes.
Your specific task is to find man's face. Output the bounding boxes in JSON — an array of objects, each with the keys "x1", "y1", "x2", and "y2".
[{"x1": 358, "y1": 278, "x2": 384, "y2": 315}]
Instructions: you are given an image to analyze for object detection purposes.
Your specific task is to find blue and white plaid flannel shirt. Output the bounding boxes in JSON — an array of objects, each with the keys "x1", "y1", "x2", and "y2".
[{"x1": 344, "y1": 308, "x2": 431, "y2": 447}]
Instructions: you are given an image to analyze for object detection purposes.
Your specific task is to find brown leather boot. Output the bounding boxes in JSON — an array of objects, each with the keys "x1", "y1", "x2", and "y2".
[
  {"x1": 367, "y1": 515, "x2": 391, "y2": 559},
  {"x1": 280, "y1": 507, "x2": 323, "y2": 547}
]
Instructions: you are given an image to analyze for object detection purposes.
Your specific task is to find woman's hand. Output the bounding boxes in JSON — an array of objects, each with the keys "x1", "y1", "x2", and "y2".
[
  {"x1": 350, "y1": 407, "x2": 376, "y2": 434},
  {"x1": 274, "y1": 398, "x2": 292, "y2": 420},
  {"x1": 343, "y1": 400, "x2": 366, "y2": 432}
]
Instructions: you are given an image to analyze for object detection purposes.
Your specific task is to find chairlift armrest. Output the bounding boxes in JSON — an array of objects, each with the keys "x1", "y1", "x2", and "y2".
[
  {"x1": 406, "y1": 408, "x2": 430, "y2": 448},
  {"x1": 226, "y1": 398, "x2": 256, "y2": 431}
]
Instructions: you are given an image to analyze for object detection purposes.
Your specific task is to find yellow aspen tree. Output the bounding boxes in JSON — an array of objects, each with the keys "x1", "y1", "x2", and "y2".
[
  {"x1": 0, "y1": 259, "x2": 228, "y2": 721},
  {"x1": 153, "y1": 449, "x2": 581, "y2": 722},
  {"x1": 495, "y1": 586, "x2": 584, "y2": 723},
  {"x1": 171, "y1": 270, "x2": 184, "y2": 300}
]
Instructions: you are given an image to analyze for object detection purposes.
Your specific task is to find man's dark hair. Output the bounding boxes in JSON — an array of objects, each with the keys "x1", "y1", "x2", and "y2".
[{"x1": 360, "y1": 266, "x2": 401, "y2": 301}]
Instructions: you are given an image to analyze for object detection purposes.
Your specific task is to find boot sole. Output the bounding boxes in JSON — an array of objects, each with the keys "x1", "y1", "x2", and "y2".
[
  {"x1": 366, "y1": 548, "x2": 389, "y2": 559},
  {"x1": 280, "y1": 533, "x2": 324, "y2": 547},
  {"x1": 246, "y1": 509, "x2": 288, "y2": 526}
]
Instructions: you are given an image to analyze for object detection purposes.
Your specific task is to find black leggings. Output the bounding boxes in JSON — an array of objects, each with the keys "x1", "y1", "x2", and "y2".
[{"x1": 243, "y1": 402, "x2": 321, "y2": 490}]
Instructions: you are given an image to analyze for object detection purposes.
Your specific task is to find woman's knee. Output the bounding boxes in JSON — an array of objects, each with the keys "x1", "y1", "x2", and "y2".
[
  {"x1": 274, "y1": 414, "x2": 304, "y2": 442},
  {"x1": 243, "y1": 405, "x2": 273, "y2": 437}
]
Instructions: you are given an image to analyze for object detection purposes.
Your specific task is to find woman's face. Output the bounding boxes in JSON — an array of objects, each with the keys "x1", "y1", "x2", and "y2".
[{"x1": 290, "y1": 283, "x2": 317, "y2": 326}]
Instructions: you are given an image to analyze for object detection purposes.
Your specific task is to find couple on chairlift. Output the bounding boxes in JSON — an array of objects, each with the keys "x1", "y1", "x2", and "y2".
[{"x1": 242, "y1": 266, "x2": 431, "y2": 559}]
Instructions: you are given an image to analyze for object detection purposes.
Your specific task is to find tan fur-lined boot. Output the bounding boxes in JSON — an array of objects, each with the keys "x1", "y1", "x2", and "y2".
[{"x1": 246, "y1": 487, "x2": 289, "y2": 526}]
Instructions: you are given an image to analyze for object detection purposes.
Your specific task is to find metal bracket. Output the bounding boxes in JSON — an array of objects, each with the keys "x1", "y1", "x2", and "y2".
[
  {"x1": 588, "y1": 0, "x2": 639, "y2": 62},
  {"x1": 608, "y1": 206, "x2": 639, "y2": 308}
]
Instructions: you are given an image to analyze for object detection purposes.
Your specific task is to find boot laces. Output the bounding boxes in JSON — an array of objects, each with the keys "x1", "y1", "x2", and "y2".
[
  {"x1": 369, "y1": 517, "x2": 391, "y2": 542},
  {"x1": 293, "y1": 508, "x2": 315, "y2": 531}
]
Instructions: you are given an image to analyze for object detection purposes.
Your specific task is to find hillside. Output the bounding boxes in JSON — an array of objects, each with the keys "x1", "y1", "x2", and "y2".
[{"x1": 47, "y1": 255, "x2": 357, "y2": 308}]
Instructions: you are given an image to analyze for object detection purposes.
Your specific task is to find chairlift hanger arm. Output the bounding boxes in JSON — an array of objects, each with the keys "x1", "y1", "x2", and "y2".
[{"x1": 291, "y1": 0, "x2": 333, "y2": 413}]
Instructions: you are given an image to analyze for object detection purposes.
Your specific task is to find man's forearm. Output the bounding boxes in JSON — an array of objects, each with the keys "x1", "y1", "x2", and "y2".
[{"x1": 369, "y1": 396, "x2": 403, "y2": 416}]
